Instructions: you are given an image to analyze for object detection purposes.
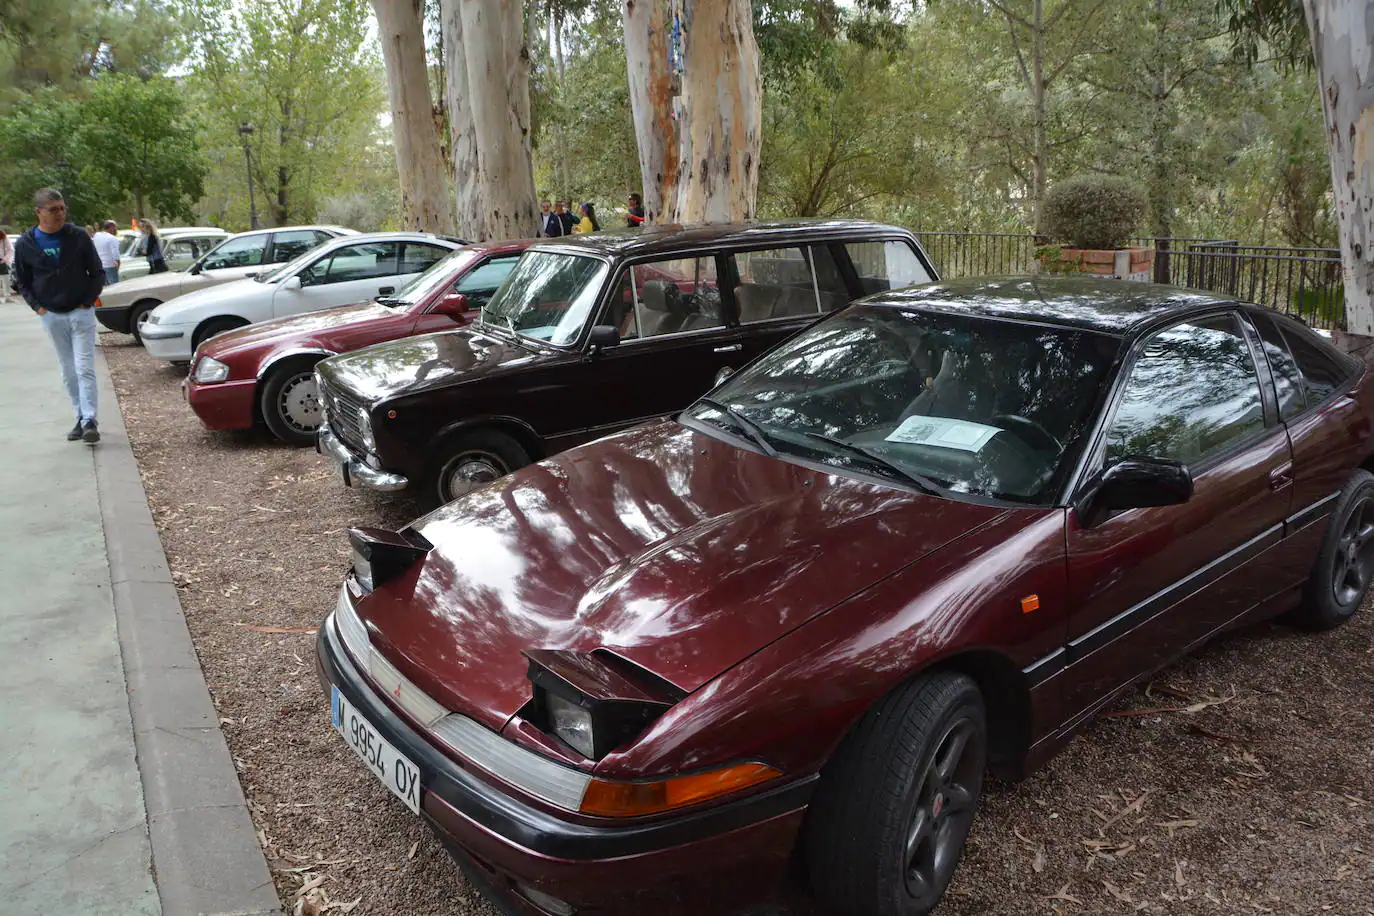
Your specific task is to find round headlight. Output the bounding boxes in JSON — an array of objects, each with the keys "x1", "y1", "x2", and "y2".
[
  {"x1": 357, "y1": 406, "x2": 375, "y2": 449},
  {"x1": 193, "y1": 356, "x2": 230, "y2": 383}
]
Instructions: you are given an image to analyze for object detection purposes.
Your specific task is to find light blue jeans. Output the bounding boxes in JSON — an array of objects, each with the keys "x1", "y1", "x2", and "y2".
[
  {"x1": 104, "y1": 267, "x2": 120, "y2": 285},
  {"x1": 41, "y1": 307, "x2": 98, "y2": 424}
]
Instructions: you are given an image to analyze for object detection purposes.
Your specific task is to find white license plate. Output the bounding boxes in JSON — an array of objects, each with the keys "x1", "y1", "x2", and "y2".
[{"x1": 332, "y1": 686, "x2": 422, "y2": 814}]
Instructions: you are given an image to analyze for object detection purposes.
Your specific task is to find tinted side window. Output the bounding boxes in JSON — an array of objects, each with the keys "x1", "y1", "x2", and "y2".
[
  {"x1": 454, "y1": 256, "x2": 519, "y2": 308},
  {"x1": 1251, "y1": 312, "x2": 1306, "y2": 419},
  {"x1": 1105, "y1": 314, "x2": 1265, "y2": 466},
  {"x1": 399, "y1": 243, "x2": 448, "y2": 275},
  {"x1": 313, "y1": 242, "x2": 400, "y2": 285},
  {"x1": 1274, "y1": 317, "x2": 1354, "y2": 405},
  {"x1": 203, "y1": 235, "x2": 267, "y2": 269},
  {"x1": 845, "y1": 240, "x2": 932, "y2": 295},
  {"x1": 271, "y1": 230, "x2": 322, "y2": 264}
]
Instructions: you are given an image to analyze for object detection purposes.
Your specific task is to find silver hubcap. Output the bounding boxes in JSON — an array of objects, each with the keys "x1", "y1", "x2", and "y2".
[
  {"x1": 136, "y1": 310, "x2": 152, "y2": 330},
  {"x1": 443, "y1": 451, "x2": 506, "y2": 501},
  {"x1": 277, "y1": 374, "x2": 322, "y2": 433}
]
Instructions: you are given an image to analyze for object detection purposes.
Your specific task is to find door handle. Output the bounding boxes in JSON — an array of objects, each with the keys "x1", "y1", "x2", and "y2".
[
  {"x1": 713, "y1": 344, "x2": 742, "y2": 353},
  {"x1": 378, "y1": 286, "x2": 395, "y2": 295},
  {"x1": 1269, "y1": 462, "x2": 1293, "y2": 490}
]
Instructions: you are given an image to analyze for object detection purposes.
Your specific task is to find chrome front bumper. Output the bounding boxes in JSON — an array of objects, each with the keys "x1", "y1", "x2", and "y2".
[{"x1": 316, "y1": 423, "x2": 409, "y2": 492}]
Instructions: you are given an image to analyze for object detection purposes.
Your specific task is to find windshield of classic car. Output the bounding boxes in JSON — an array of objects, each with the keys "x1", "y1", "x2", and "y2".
[
  {"x1": 480, "y1": 251, "x2": 608, "y2": 346},
  {"x1": 686, "y1": 306, "x2": 1121, "y2": 504}
]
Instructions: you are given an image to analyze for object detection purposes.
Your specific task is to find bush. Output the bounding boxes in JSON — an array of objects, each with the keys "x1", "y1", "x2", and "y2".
[{"x1": 1042, "y1": 175, "x2": 1147, "y2": 250}]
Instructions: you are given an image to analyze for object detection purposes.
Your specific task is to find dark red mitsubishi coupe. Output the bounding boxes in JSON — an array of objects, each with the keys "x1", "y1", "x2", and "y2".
[{"x1": 316, "y1": 277, "x2": 1374, "y2": 916}]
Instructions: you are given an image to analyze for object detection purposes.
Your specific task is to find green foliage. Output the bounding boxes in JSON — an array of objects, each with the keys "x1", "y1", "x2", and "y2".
[
  {"x1": 76, "y1": 75, "x2": 207, "y2": 221},
  {"x1": 0, "y1": 77, "x2": 204, "y2": 226},
  {"x1": 1216, "y1": 0, "x2": 1311, "y2": 69},
  {"x1": 1042, "y1": 175, "x2": 1148, "y2": 249},
  {"x1": 180, "y1": 0, "x2": 386, "y2": 227}
]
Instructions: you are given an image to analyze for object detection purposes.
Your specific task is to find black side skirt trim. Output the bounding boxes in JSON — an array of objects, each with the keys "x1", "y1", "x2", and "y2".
[
  {"x1": 1287, "y1": 491, "x2": 1339, "y2": 532},
  {"x1": 1066, "y1": 522, "x2": 1284, "y2": 662}
]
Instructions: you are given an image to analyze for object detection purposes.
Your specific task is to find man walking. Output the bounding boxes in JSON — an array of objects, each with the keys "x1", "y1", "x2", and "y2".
[
  {"x1": 539, "y1": 200, "x2": 565, "y2": 238},
  {"x1": 13, "y1": 188, "x2": 105, "y2": 443},
  {"x1": 94, "y1": 220, "x2": 122, "y2": 285}
]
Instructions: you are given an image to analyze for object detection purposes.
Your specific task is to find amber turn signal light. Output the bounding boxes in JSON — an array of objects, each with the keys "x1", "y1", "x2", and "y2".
[
  {"x1": 1020, "y1": 594, "x2": 1040, "y2": 613},
  {"x1": 579, "y1": 762, "x2": 782, "y2": 817}
]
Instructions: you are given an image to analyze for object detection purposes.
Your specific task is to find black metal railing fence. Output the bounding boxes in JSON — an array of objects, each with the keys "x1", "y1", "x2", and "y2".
[{"x1": 913, "y1": 231, "x2": 1345, "y2": 329}]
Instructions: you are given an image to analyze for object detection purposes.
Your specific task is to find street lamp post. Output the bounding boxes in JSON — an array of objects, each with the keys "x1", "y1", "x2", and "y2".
[{"x1": 238, "y1": 123, "x2": 260, "y2": 230}]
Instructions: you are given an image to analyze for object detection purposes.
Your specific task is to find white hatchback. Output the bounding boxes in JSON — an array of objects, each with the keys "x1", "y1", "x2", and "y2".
[{"x1": 140, "y1": 232, "x2": 463, "y2": 364}]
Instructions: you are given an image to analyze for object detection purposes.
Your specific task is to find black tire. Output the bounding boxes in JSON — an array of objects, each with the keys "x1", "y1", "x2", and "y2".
[
  {"x1": 806, "y1": 672, "x2": 987, "y2": 916},
  {"x1": 260, "y1": 359, "x2": 324, "y2": 446},
  {"x1": 192, "y1": 317, "x2": 247, "y2": 352},
  {"x1": 1290, "y1": 469, "x2": 1374, "y2": 631},
  {"x1": 425, "y1": 429, "x2": 530, "y2": 507},
  {"x1": 128, "y1": 299, "x2": 160, "y2": 345}
]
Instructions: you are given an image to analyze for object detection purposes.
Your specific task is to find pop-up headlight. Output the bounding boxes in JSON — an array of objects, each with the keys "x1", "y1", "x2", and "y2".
[
  {"x1": 347, "y1": 526, "x2": 431, "y2": 593},
  {"x1": 524, "y1": 649, "x2": 682, "y2": 761}
]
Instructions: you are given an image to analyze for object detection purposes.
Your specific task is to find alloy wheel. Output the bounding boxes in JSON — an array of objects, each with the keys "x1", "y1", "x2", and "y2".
[
  {"x1": 1332, "y1": 496, "x2": 1374, "y2": 606},
  {"x1": 902, "y1": 716, "x2": 983, "y2": 907},
  {"x1": 277, "y1": 373, "x2": 322, "y2": 434}
]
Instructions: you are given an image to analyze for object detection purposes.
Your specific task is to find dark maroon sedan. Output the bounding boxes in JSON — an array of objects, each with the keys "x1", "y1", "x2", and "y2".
[{"x1": 316, "y1": 277, "x2": 1374, "y2": 916}]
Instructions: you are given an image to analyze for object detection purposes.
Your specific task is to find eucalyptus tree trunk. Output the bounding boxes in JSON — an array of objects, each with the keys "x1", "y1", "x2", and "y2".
[
  {"x1": 1302, "y1": 0, "x2": 1374, "y2": 334},
  {"x1": 622, "y1": 0, "x2": 679, "y2": 222},
  {"x1": 551, "y1": 9, "x2": 572, "y2": 199},
  {"x1": 459, "y1": 0, "x2": 539, "y2": 240},
  {"x1": 671, "y1": 0, "x2": 762, "y2": 222},
  {"x1": 373, "y1": 0, "x2": 456, "y2": 234},
  {"x1": 440, "y1": 0, "x2": 484, "y2": 238}
]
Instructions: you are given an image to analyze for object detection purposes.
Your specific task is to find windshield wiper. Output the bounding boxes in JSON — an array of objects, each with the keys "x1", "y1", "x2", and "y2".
[
  {"x1": 795, "y1": 430, "x2": 943, "y2": 496},
  {"x1": 375, "y1": 296, "x2": 403, "y2": 306},
  {"x1": 694, "y1": 397, "x2": 777, "y2": 457}
]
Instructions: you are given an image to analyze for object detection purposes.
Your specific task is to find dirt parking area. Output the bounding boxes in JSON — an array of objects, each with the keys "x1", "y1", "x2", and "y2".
[{"x1": 102, "y1": 332, "x2": 1373, "y2": 916}]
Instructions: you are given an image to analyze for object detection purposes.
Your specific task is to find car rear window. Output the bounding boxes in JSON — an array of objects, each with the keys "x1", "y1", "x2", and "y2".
[{"x1": 1270, "y1": 313, "x2": 1358, "y2": 406}]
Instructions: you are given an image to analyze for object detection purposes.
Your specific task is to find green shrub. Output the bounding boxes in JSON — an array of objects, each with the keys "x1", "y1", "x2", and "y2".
[{"x1": 1042, "y1": 175, "x2": 1147, "y2": 250}]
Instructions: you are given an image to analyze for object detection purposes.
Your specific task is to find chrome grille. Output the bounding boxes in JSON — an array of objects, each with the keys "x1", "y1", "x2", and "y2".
[{"x1": 320, "y1": 378, "x2": 368, "y2": 452}]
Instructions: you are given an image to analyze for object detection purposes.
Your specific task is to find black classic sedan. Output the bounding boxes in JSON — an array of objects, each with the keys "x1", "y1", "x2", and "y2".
[{"x1": 314, "y1": 220, "x2": 935, "y2": 504}]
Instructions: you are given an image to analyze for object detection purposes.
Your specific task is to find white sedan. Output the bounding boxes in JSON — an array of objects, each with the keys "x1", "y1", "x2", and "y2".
[{"x1": 141, "y1": 232, "x2": 462, "y2": 364}]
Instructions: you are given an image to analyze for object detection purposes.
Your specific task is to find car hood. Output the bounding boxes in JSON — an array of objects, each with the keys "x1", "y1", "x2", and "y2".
[
  {"x1": 315, "y1": 327, "x2": 542, "y2": 403},
  {"x1": 357, "y1": 421, "x2": 1009, "y2": 733},
  {"x1": 152, "y1": 277, "x2": 263, "y2": 321},
  {"x1": 103, "y1": 270, "x2": 192, "y2": 299},
  {"x1": 202, "y1": 301, "x2": 397, "y2": 354}
]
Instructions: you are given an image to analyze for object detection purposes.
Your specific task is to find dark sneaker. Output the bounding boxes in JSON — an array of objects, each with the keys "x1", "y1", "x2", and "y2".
[
  {"x1": 67, "y1": 422, "x2": 84, "y2": 441},
  {"x1": 81, "y1": 420, "x2": 100, "y2": 444}
]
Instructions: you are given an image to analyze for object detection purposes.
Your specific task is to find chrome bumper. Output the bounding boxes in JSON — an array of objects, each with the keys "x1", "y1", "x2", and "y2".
[{"x1": 316, "y1": 423, "x2": 409, "y2": 492}]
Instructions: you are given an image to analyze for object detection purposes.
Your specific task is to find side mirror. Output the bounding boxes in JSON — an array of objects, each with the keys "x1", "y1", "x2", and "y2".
[
  {"x1": 282, "y1": 275, "x2": 302, "y2": 290},
  {"x1": 189, "y1": 263, "x2": 202, "y2": 276},
  {"x1": 588, "y1": 325, "x2": 621, "y2": 352},
  {"x1": 713, "y1": 366, "x2": 735, "y2": 387},
  {"x1": 431, "y1": 292, "x2": 469, "y2": 317},
  {"x1": 1080, "y1": 457, "x2": 1192, "y2": 526}
]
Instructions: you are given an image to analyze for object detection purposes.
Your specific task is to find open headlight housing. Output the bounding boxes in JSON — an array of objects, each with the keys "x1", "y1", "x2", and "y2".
[
  {"x1": 193, "y1": 356, "x2": 230, "y2": 383},
  {"x1": 348, "y1": 526, "x2": 431, "y2": 593}
]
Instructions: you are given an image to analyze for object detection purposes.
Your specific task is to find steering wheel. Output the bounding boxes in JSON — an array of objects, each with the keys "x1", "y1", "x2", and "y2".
[{"x1": 991, "y1": 414, "x2": 1062, "y2": 454}]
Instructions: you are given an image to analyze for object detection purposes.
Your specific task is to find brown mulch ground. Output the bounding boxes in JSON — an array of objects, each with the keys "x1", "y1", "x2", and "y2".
[{"x1": 103, "y1": 331, "x2": 1373, "y2": 916}]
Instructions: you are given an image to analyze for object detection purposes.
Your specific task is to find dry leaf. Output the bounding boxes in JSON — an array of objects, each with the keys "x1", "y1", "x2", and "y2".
[
  {"x1": 1102, "y1": 880, "x2": 1133, "y2": 903},
  {"x1": 1175, "y1": 860, "x2": 1187, "y2": 888},
  {"x1": 1045, "y1": 883, "x2": 1081, "y2": 904},
  {"x1": 1033, "y1": 846, "x2": 1047, "y2": 873},
  {"x1": 294, "y1": 875, "x2": 326, "y2": 898},
  {"x1": 407, "y1": 841, "x2": 419, "y2": 859},
  {"x1": 1158, "y1": 818, "x2": 1200, "y2": 837}
]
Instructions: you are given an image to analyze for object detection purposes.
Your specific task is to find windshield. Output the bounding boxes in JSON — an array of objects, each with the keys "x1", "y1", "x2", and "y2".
[
  {"x1": 387, "y1": 249, "x2": 476, "y2": 306},
  {"x1": 480, "y1": 251, "x2": 608, "y2": 346},
  {"x1": 685, "y1": 305, "x2": 1121, "y2": 504}
]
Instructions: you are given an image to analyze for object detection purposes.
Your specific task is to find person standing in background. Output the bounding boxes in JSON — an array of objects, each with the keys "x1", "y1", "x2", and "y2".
[
  {"x1": 539, "y1": 201, "x2": 565, "y2": 238},
  {"x1": 12, "y1": 188, "x2": 105, "y2": 443},
  {"x1": 626, "y1": 193, "x2": 646, "y2": 228},
  {"x1": 556, "y1": 200, "x2": 576, "y2": 236},
  {"x1": 141, "y1": 219, "x2": 167, "y2": 274},
  {"x1": 573, "y1": 203, "x2": 600, "y2": 234},
  {"x1": 0, "y1": 230, "x2": 13, "y2": 302},
  {"x1": 94, "y1": 220, "x2": 122, "y2": 285}
]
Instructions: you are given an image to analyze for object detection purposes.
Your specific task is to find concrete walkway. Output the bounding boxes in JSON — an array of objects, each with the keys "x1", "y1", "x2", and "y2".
[{"x1": 0, "y1": 303, "x2": 278, "y2": 915}]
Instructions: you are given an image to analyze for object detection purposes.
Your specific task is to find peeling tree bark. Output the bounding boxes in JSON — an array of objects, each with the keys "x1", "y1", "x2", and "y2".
[
  {"x1": 622, "y1": 0, "x2": 679, "y2": 222},
  {"x1": 441, "y1": 0, "x2": 484, "y2": 239},
  {"x1": 372, "y1": 0, "x2": 456, "y2": 234},
  {"x1": 459, "y1": 0, "x2": 539, "y2": 240},
  {"x1": 1302, "y1": 0, "x2": 1374, "y2": 334},
  {"x1": 671, "y1": 0, "x2": 762, "y2": 223}
]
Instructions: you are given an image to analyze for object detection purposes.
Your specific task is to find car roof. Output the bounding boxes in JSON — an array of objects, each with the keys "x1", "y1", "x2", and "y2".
[
  {"x1": 462, "y1": 237, "x2": 539, "y2": 255},
  {"x1": 871, "y1": 276, "x2": 1239, "y2": 336},
  {"x1": 314, "y1": 231, "x2": 462, "y2": 249},
  {"x1": 220, "y1": 225, "x2": 359, "y2": 241},
  {"x1": 157, "y1": 227, "x2": 230, "y2": 236},
  {"x1": 530, "y1": 219, "x2": 915, "y2": 259}
]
